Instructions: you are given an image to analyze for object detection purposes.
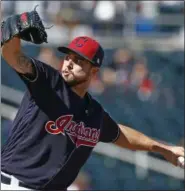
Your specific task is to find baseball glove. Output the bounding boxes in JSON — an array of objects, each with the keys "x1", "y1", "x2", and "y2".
[{"x1": 1, "y1": 5, "x2": 48, "y2": 47}]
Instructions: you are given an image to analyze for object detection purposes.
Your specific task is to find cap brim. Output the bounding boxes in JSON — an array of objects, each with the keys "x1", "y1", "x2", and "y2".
[{"x1": 58, "y1": 46, "x2": 99, "y2": 67}]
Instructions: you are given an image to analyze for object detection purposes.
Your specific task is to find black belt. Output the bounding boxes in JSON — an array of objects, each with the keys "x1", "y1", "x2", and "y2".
[{"x1": 1, "y1": 173, "x2": 36, "y2": 190}]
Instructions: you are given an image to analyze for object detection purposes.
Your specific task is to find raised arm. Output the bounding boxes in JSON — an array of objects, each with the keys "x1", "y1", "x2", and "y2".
[
  {"x1": 1, "y1": 8, "x2": 47, "y2": 76},
  {"x1": 2, "y1": 37, "x2": 35, "y2": 76}
]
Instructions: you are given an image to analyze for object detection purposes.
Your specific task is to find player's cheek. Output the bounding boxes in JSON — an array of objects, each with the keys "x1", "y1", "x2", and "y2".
[
  {"x1": 74, "y1": 68, "x2": 84, "y2": 76},
  {"x1": 59, "y1": 59, "x2": 64, "y2": 70}
]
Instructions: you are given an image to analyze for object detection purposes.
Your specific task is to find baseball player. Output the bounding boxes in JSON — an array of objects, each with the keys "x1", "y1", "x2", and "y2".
[{"x1": 1, "y1": 9, "x2": 184, "y2": 191}]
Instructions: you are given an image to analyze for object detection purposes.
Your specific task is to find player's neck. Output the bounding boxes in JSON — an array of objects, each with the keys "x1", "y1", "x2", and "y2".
[
  {"x1": 70, "y1": 79, "x2": 91, "y2": 98},
  {"x1": 71, "y1": 85, "x2": 88, "y2": 98}
]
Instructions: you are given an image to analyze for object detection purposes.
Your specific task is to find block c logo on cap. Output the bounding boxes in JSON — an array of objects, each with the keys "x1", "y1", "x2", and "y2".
[{"x1": 75, "y1": 37, "x2": 88, "y2": 47}]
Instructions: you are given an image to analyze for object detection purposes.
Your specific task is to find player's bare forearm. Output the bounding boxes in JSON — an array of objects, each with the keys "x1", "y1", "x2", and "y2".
[
  {"x1": 114, "y1": 124, "x2": 168, "y2": 153},
  {"x1": 114, "y1": 124, "x2": 184, "y2": 167},
  {"x1": 2, "y1": 37, "x2": 35, "y2": 75}
]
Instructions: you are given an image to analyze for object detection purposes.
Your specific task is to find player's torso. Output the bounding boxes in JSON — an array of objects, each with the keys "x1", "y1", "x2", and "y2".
[{"x1": 1, "y1": 75, "x2": 103, "y2": 190}]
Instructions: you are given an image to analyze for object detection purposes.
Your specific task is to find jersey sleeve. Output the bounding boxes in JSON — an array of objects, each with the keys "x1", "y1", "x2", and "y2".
[
  {"x1": 17, "y1": 57, "x2": 59, "y2": 90},
  {"x1": 99, "y1": 110, "x2": 120, "y2": 143}
]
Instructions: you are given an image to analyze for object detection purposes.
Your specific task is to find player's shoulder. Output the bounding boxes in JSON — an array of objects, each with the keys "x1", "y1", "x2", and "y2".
[
  {"x1": 31, "y1": 58, "x2": 63, "y2": 87},
  {"x1": 31, "y1": 57, "x2": 61, "y2": 81},
  {"x1": 31, "y1": 57, "x2": 58, "y2": 72}
]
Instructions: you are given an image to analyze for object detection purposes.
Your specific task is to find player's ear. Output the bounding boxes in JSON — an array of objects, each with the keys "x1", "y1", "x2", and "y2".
[{"x1": 91, "y1": 67, "x2": 99, "y2": 76}]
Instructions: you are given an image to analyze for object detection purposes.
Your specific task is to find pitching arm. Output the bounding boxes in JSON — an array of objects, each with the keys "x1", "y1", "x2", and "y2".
[{"x1": 114, "y1": 124, "x2": 184, "y2": 168}]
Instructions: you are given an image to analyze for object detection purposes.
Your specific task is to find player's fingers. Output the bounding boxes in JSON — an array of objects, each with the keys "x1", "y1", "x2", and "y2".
[
  {"x1": 175, "y1": 147, "x2": 184, "y2": 156},
  {"x1": 177, "y1": 156, "x2": 185, "y2": 169},
  {"x1": 178, "y1": 146, "x2": 185, "y2": 151},
  {"x1": 177, "y1": 151, "x2": 184, "y2": 157},
  {"x1": 180, "y1": 147, "x2": 184, "y2": 155}
]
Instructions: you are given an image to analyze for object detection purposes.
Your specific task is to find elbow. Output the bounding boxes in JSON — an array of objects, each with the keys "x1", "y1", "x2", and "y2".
[{"x1": 114, "y1": 124, "x2": 135, "y2": 150}]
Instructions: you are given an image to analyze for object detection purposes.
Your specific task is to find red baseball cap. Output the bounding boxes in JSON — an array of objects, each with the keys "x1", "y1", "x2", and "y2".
[{"x1": 58, "y1": 36, "x2": 104, "y2": 67}]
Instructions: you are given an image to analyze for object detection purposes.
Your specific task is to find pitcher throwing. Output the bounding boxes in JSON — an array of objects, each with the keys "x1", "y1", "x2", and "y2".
[{"x1": 1, "y1": 8, "x2": 184, "y2": 191}]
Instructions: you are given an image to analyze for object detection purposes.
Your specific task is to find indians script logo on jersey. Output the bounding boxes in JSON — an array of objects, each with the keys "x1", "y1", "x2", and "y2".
[{"x1": 45, "y1": 115, "x2": 100, "y2": 148}]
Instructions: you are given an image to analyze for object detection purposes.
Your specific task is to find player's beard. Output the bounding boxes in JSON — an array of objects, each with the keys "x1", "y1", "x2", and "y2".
[
  {"x1": 64, "y1": 72, "x2": 90, "y2": 87},
  {"x1": 66, "y1": 77, "x2": 89, "y2": 87}
]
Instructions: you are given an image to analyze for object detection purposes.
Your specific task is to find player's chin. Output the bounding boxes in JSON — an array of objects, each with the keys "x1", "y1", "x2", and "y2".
[
  {"x1": 62, "y1": 73, "x2": 73, "y2": 81},
  {"x1": 62, "y1": 73, "x2": 88, "y2": 86},
  {"x1": 62, "y1": 75, "x2": 78, "y2": 85},
  {"x1": 66, "y1": 80, "x2": 80, "y2": 87},
  {"x1": 67, "y1": 78, "x2": 88, "y2": 87}
]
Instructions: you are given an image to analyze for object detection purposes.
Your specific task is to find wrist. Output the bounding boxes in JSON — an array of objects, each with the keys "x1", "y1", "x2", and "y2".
[{"x1": 151, "y1": 141, "x2": 170, "y2": 155}]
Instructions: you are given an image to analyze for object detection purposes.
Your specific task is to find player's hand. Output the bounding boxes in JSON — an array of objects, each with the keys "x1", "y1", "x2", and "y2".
[
  {"x1": 1, "y1": 5, "x2": 47, "y2": 47},
  {"x1": 162, "y1": 146, "x2": 184, "y2": 168},
  {"x1": 18, "y1": 5, "x2": 48, "y2": 44}
]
